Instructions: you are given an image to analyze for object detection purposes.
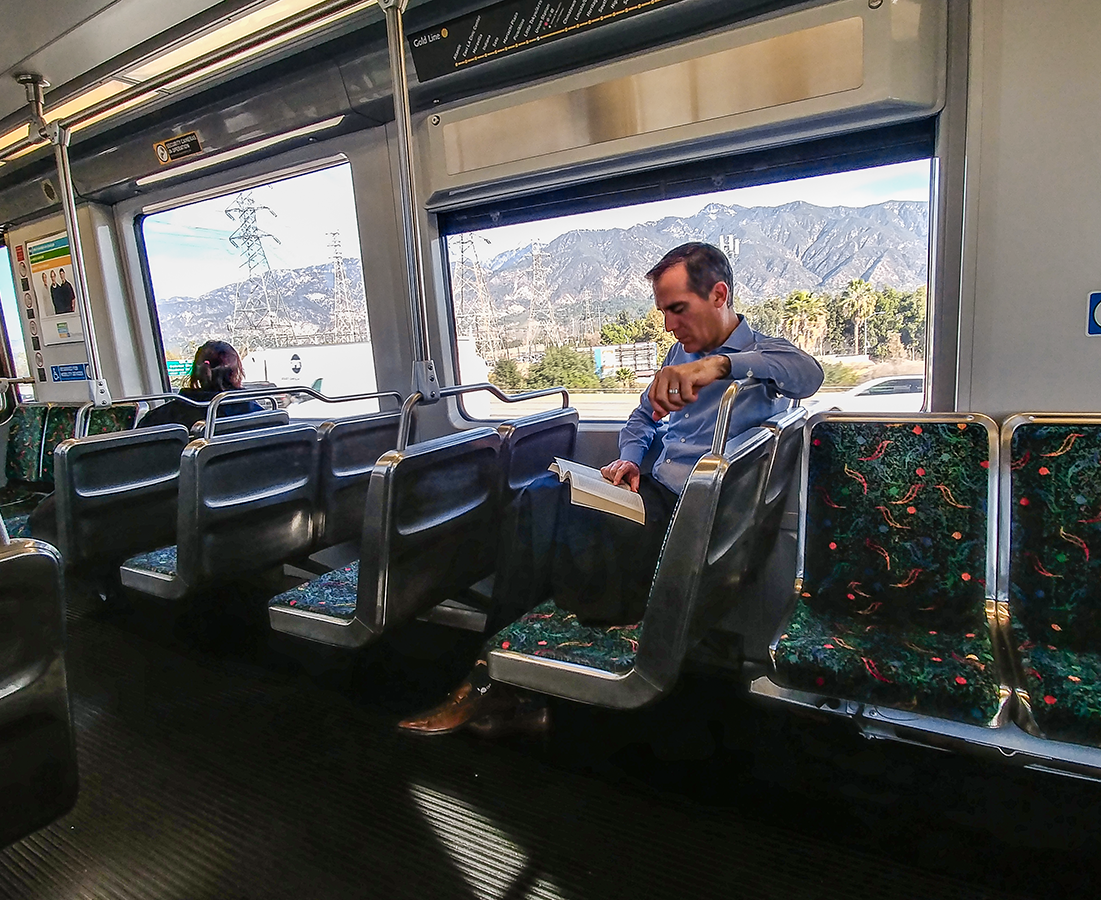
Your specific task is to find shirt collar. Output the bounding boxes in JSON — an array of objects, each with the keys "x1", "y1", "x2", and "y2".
[{"x1": 712, "y1": 314, "x2": 755, "y2": 354}]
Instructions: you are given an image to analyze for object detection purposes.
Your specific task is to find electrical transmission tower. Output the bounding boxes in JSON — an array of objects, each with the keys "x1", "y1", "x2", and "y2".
[
  {"x1": 328, "y1": 232, "x2": 368, "y2": 343},
  {"x1": 524, "y1": 241, "x2": 562, "y2": 358},
  {"x1": 225, "y1": 192, "x2": 295, "y2": 352},
  {"x1": 451, "y1": 234, "x2": 502, "y2": 360}
]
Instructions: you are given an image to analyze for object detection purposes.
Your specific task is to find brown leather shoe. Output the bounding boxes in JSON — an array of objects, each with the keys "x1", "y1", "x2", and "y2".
[
  {"x1": 466, "y1": 700, "x2": 551, "y2": 741},
  {"x1": 398, "y1": 680, "x2": 513, "y2": 735}
]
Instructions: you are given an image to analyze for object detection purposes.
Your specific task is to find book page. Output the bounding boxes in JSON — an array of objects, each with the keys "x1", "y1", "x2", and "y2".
[{"x1": 549, "y1": 458, "x2": 646, "y2": 524}]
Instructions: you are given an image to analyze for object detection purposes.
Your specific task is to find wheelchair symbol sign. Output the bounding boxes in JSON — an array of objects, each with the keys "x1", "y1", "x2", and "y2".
[{"x1": 1089, "y1": 293, "x2": 1101, "y2": 336}]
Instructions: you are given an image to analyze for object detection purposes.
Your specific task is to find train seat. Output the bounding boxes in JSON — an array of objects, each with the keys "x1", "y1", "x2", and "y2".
[
  {"x1": 53, "y1": 425, "x2": 191, "y2": 578},
  {"x1": 1, "y1": 403, "x2": 138, "y2": 537},
  {"x1": 1003, "y1": 416, "x2": 1101, "y2": 748},
  {"x1": 1, "y1": 405, "x2": 51, "y2": 534},
  {"x1": 313, "y1": 411, "x2": 402, "y2": 552},
  {"x1": 497, "y1": 407, "x2": 579, "y2": 499},
  {"x1": 268, "y1": 427, "x2": 502, "y2": 648},
  {"x1": 188, "y1": 408, "x2": 290, "y2": 438},
  {"x1": 120, "y1": 425, "x2": 320, "y2": 600},
  {"x1": 767, "y1": 414, "x2": 1011, "y2": 729},
  {"x1": 0, "y1": 530, "x2": 78, "y2": 848},
  {"x1": 744, "y1": 406, "x2": 808, "y2": 579},
  {"x1": 487, "y1": 425, "x2": 775, "y2": 708}
]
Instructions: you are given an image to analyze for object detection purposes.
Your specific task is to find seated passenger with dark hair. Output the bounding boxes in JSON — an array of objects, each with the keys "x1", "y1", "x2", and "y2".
[
  {"x1": 139, "y1": 339, "x2": 262, "y2": 430},
  {"x1": 28, "y1": 340, "x2": 261, "y2": 544},
  {"x1": 399, "y1": 242, "x2": 824, "y2": 738}
]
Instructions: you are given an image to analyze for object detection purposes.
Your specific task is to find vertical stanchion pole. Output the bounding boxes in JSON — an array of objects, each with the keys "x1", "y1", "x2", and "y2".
[
  {"x1": 18, "y1": 74, "x2": 111, "y2": 407},
  {"x1": 378, "y1": 0, "x2": 439, "y2": 401}
]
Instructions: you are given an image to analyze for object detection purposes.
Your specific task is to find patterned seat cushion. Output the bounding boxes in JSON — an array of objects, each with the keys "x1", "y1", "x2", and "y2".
[
  {"x1": 269, "y1": 563, "x2": 360, "y2": 619},
  {"x1": 4, "y1": 405, "x2": 48, "y2": 485},
  {"x1": 3, "y1": 514, "x2": 30, "y2": 539},
  {"x1": 123, "y1": 545, "x2": 179, "y2": 577},
  {"x1": 88, "y1": 404, "x2": 139, "y2": 435},
  {"x1": 1009, "y1": 423, "x2": 1101, "y2": 745},
  {"x1": 774, "y1": 420, "x2": 1002, "y2": 724},
  {"x1": 491, "y1": 600, "x2": 642, "y2": 675},
  {"x1": 776, "y1": 601, "x2": 1002, "y2": 724},
  {"x1": 39, "y1": 407, "x2": 78, "y2": 486}
]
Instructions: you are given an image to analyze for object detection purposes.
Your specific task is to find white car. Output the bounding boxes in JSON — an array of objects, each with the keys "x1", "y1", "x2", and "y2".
[{"x1": 810, "y1": 375, "x2": 926, "y2": 413}]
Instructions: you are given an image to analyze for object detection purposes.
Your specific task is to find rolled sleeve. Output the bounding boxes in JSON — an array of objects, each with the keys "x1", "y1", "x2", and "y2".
[{"x1": 722, "y1": 336, "x2": 823, "y2": 399}]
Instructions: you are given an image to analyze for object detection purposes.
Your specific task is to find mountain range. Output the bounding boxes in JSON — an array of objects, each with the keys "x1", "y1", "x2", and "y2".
[{"x1": 155, "y1": 199, "x2": 929, "y2": 354}]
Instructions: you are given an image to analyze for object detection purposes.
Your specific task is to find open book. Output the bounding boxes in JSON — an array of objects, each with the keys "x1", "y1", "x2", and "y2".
[{"x1": 548, "y1": 458, "x2": 646, "y2": 525}]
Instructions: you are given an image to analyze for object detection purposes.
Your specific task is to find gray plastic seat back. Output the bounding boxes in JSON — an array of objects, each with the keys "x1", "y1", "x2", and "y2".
[
  {"x1": 356, "y1": 427, "x2": 502, "y2": 635},
  {"x1": 316, "y1": 411, "x2": 401, "y2": 547},
  {"x1": 636, "y1": 427, "x2": 775, "y2": 689},
  {"x1": 189, "y1": 408, "x2": 290, "y2": 439},
  {"x1": 177, "y1": 424, "x2": 319, "y2": 585},
  {"x1": 54, "y1": 425, "x2": 190, "y2": 569},
  {"x1": 0, "y1": 539, "x2": 78, "y2": 847},
  {"x1": 498, "y1": 408, "x2": 579, "y2": 496}
]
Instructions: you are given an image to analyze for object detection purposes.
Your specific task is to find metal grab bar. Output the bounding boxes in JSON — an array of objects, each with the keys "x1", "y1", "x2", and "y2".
[
  {"x1": 0, "y1": 377, "x2": 35, "y2": 389},
  {"x1": 206, "y1": 386, "x2": 403, "y2": 436},
  {"x1": 74, "y1": 392, "x2": 209, "y2": 437},
  {"x1": 396, "y1": 383, "x2": 570, "y2": 451},
  {"x1": 710, "y1": 378, "x2": 762, "y2": 456}
]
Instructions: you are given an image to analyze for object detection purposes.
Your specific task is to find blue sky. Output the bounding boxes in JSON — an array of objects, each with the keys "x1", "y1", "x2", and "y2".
[{"x1": 2, "y1": 157, "x2": 931, "y2": 359}]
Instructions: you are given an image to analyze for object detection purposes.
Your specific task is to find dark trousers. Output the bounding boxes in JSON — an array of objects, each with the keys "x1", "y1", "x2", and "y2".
[{"x1": 490, "y1": 473, "x2": 678, "y2": 630}]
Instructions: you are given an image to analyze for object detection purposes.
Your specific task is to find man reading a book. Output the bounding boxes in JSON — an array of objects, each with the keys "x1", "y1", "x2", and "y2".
[{"x1": 399, "y1": 241, "x2": 823, "y2": 737}]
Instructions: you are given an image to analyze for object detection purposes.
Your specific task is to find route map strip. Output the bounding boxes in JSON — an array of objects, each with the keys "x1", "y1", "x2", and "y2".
[{"x1": 409, "y1": 0, "x2": 684, "y2": 81}]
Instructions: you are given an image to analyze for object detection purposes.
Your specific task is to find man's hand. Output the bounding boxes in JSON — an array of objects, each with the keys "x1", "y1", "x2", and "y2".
[
  {"x1": 648, "y1": 356, "x2": 732, "y2": 420},
  {"x1": 601, "y1": 459, "x2": 641, "y2": 492}
]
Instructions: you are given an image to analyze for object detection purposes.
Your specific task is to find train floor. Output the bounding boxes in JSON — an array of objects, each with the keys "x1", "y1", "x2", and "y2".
[{"x1": 2, "y1": 589, "x2": 1099, "y2": 899}]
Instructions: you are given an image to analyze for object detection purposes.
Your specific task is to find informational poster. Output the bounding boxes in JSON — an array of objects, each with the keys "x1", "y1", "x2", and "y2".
[
  {"x1": 25, "y1": 232, "x2": 84, "y2": 347},
  {"x1": 408, "y1": 0, "x2": 685, "y2": 81}
]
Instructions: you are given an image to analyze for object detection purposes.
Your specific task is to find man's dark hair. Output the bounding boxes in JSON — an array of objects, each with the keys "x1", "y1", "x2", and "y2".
[{"x1": 645, "y1": 242, "x2": 734, "y2": 307}]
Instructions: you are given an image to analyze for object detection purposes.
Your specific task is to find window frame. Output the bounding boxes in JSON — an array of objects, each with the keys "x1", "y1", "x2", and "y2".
[
  {"x1": 133, "y1": 154, "x2": 368, "y2": 395},
  {"x1": 437, "y1": 122, "x2": 937, "y2": 423}
]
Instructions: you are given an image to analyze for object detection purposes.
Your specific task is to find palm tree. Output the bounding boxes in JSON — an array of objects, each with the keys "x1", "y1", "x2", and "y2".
[
  {"x1": 782, "y1": 290, "x2": 827, "y2": 353},
  {"x1": 841, "y1": 279, "x2": 877, "y2": 356}
]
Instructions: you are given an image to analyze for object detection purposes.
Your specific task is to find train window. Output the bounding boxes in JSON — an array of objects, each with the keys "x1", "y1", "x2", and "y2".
[
  {"x1": 141, "y1": 162, "x2": 378, "y2": 418},
  {"x1": 0, "y1": 246, "x2": 34, "y2": 401},
  {"x1": 445, "y1": 159, "x2": 932, "y2": 421}
]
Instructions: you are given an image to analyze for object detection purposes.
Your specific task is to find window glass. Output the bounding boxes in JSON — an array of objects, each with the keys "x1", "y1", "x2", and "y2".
[
  {"x1": 0, "y1": 246, "x2": 34, "y2": 401},
  {"x1": 142, "y1": 162, "x2": 378, "y2": 418},
  {"x1": 446, "y1": 159, "x2": 931, "y2": 419}
]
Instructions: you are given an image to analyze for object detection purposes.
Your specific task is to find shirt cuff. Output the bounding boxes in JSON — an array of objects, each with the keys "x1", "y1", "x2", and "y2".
[{"x1": 618, "y1": 443, "x2": 647, "y2": 466}]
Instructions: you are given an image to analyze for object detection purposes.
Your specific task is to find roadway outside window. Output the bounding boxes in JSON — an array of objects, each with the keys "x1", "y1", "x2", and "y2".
[
  {"x1": 0, "y1": 246, "x2": 34, "y2": 401},
  {"x1": 141, "y1": 162, "x2": 379, "y2": 419},
  {"x1": 445, "y1": 159, "x2": 932, "y2": 420}
]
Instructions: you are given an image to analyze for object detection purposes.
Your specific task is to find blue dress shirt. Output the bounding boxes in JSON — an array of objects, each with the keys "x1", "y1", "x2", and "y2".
[{"x1": 618, "y1": 315, "x2": 824, "y2": 494}]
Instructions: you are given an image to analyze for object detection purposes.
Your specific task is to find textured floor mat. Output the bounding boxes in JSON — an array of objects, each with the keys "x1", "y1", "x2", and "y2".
[{"x1": 0, "y1": 597, "x2": 1090, "y2": 899}]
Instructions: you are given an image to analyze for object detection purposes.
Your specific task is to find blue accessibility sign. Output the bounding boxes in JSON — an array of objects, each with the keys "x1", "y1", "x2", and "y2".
[
  {"x1": 50, "y1": 363, "x2": 90, "y2": 382},
  {"x1": 1089, "y1": 293, "x2": 1101, "y2": 336}
]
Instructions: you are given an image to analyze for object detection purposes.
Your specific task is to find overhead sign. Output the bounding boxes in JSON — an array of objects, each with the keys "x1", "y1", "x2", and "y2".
[
  {"x1": 153, "y1": 131, "x2": 203, "y2": 165},
  {"x1": 409, "y1": 0, "x2": 684, "y2": 81},
  {"x1": 1089, "y1": 292, "x2": 1101, "y2": 336}
]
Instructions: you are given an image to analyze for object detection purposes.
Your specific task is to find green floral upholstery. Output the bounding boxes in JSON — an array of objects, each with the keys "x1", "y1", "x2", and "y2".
[
  {"x1": 4, "y1": 405, "x2": 47, "y2": 484},
  {"x1": 773, "y1": 419, "x2": 1003, "y2": 725},
  {"x1": 1008, "y1": 423, "x2": 1101, "y2": 745},
  {"x1": 269, "y1": 563, "x2": 359, "y2": 619},
  {"x1": 123, "y1": 545, "x2": 179, "y2": 577},
  {"x1": 88, "y1": 404, "x2": 138, "y2": 435},
  {"x1": 491, "y1": 600, "x2": 642, "y2": 675},
  {"x1": 39, "y1": 406, "x2": 78, "y2": 486},
  {"x1": 4, "y1": 514, "x2": 30, "y2": 539}
]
